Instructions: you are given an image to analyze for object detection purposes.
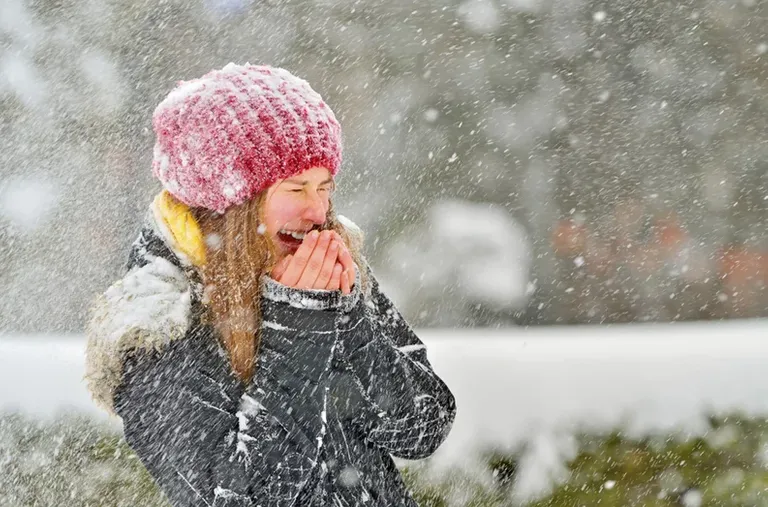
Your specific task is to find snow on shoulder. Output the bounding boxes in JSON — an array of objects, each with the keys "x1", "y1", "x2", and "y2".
[{"x1": 84, "y1": 255, "x2": 191, "y2": 416}]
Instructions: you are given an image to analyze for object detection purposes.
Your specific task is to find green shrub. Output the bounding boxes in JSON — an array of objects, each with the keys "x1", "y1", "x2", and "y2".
[
  {"x1": 402, "y1": 413, "x2": 768, "y2": 507},
  {"x1": 0, "y1": 411, "x2": 167, "y2": 507}
]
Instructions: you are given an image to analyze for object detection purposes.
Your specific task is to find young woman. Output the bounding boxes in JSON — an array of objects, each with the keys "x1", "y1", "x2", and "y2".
[{"x1": 84, "y1": 63, "x2": 456, "y2": 507}]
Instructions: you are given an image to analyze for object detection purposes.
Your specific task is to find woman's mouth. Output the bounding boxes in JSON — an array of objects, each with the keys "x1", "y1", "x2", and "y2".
[
  {"x1": 276, "y1": 228, "x2": 317, "y2": 251},
  {"x1": 277, "y1": 231, "x2": 303, "y2": 249}
]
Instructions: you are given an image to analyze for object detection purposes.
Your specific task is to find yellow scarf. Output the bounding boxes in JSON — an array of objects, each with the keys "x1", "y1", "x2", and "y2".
[{"x1": 152, "y1": 190, "x2": 206, "y2": 266}]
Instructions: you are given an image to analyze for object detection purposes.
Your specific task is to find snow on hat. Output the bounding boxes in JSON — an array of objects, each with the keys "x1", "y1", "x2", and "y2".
[{"x1": 151, "y1": 63, "x2": 342, "y2": 213}]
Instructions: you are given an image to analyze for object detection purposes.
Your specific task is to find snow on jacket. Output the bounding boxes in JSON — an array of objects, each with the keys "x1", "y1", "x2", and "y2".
[{"x1": 84, "y1": 205, "x2": 456, "y2": 507}]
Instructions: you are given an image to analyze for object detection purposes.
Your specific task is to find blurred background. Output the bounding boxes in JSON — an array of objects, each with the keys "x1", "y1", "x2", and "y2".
[
  {"x1": 1, "y1": 0, "x2": 766, "y2": 333},
  {"x1": 2, "y1": 0, "x2": 768, "y2": 505}
]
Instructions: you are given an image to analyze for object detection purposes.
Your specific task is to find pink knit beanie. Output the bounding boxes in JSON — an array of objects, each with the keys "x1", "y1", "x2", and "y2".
[{"x1": 151, "y1": 63, "x2": 342, "y2": 213}]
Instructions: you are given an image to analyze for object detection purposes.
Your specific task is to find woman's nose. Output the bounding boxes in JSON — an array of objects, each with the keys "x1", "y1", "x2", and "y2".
[{"x1": 302, "y1": 191, "x2": 327, "y2": 224}]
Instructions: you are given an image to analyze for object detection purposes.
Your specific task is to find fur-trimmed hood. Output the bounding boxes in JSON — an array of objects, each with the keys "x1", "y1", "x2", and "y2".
[
  {"x1": 84, "y1": 253, "x2": 192, "y2": 415},
  {"x1": 84, "y1": 195, "x2": 366, "y2": 417}
]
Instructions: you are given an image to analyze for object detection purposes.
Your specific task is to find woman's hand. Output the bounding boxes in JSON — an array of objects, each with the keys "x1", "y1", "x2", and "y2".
[{"x1": 271, "y1": 230, "x2": 356, "y2": 294}]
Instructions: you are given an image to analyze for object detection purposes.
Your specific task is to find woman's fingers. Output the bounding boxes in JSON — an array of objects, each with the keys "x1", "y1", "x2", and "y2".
[
  {"x1": 340, "y1": 268, "x2": 350, "y2": 295},
  {"x1": 336, "y1": 241, "x2": 357, "y2": 289},
  {"x1": 279, "y1": 230, "x2": 320, "y2": 286},
  {"x1": 347, "y1": 265, "x2": 355, "y2": 288},
  {"x1": 276, "y1": 230, "x2": 357, "y2": 293},
  {"x1": 314, "y1": 239, "x2": 340, "y2": 289},
  {"x1": 327, "y1": 263, "x2": 343, "y2": 291},
  {"x1": 297, "y1": 231, "x2": 334, "y2": 289}
]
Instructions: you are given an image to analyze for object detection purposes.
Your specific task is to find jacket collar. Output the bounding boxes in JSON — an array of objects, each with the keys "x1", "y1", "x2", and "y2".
[{"x1": 149, "y1": 190, "x2": 206, "y2": 268}]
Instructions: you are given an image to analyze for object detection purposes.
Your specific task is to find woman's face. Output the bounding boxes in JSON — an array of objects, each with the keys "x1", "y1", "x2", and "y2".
[{"x1": 263, "y1": 166, "x2": 334, "y2": 260}]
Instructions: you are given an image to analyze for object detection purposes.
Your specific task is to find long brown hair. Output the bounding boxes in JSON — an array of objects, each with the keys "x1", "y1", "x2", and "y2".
[{"x1": 192, "y1": 193, "x2": 365, "y2": 384}]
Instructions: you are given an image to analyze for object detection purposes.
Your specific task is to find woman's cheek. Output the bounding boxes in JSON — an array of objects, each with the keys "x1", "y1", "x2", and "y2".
[
  {"x1": 284, "y1": 201, "x2": 305, "y2": 221},
  {"x1": 273, "y1": 203, "x2": 305, "y2": 228}
]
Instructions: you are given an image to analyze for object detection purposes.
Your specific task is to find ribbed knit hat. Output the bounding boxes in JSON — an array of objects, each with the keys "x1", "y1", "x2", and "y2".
[{"x1": 151, "y1": 63, "x2": 342, "y2": 213}]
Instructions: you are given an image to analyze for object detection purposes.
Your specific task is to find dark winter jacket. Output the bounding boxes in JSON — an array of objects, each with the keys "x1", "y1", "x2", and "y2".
[{"x1": 84, "y1": 212, "x2": 456, "y2": 507}]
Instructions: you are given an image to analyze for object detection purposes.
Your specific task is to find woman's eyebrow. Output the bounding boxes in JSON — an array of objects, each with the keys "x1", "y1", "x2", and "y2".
[{"x1": 284, "y1": 178, "x2": 334, "y2": 186}]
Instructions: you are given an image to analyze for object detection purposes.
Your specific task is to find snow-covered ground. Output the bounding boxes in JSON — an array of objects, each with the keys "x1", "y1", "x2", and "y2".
[{"x1": 3, "y1": 321, "x2": 768, "y2": 472}]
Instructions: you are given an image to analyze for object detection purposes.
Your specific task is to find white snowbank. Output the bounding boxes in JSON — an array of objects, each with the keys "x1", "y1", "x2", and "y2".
[{"x1": 3, "y1": 320, "x2": 768, "y2": 470}]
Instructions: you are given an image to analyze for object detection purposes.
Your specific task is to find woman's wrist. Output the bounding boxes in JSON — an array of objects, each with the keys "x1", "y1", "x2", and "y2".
[{"x1": 261, "y1": 269, "x2": 361, "y2": 312}]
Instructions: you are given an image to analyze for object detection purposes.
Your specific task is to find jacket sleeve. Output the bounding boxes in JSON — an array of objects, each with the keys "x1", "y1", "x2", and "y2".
[
  {"x1": 114, "y1": 319, "x2": 332, "y2": 507},
  {"x1": 336, "y1": 266, "x2": 456, "y2": 460}
]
